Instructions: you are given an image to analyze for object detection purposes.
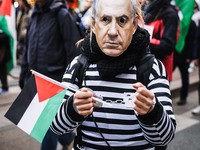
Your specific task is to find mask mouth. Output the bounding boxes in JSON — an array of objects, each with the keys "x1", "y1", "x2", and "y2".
[{"x1": 105, "y1": 42, "x2": 121, "y2": 46}]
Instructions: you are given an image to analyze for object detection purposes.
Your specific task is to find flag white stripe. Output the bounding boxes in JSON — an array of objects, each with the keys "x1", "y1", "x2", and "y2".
[{"x1": 17, "y1": 93, "x2": 48, "y2": 134}]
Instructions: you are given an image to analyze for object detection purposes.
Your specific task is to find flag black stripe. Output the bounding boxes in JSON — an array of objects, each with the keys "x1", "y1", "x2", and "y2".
[{"x1": 5, "y1": 75, "x2": 37, "y2": 125}]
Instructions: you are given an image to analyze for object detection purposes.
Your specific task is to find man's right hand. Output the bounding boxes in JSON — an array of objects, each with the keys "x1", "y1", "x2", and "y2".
[{"x1": 74, "y1": 87, "x2": 95, "y2": 116}]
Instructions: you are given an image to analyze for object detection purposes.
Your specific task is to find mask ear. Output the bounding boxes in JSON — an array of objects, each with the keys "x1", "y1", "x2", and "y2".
[{"x1": 91, "y1": 17, "x2": 96, "y2": 34}]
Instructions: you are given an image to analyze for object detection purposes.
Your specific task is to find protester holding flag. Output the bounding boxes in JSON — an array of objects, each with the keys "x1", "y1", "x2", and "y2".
[
  {"x1": 174, "y1": 0, "x2": 196, "y2": 53},
  {"x1": 0, "y1": 0, "x2": 17, "y2": 74},
  {"x1": 173, "y1": 20, "x2": 197, "y2": 106},
  {"x1": 0, "y1": 0, "x2": 17, "y2": 94},
  {"x1": 173, "y1": 1, "x2": 199, "y2": 106},
  {"x1": 51, "y1": 0, "x2": 176, "y2": 149},
  {"x1": 19, "y1": 0, "x2": 81, "y2": 149}
]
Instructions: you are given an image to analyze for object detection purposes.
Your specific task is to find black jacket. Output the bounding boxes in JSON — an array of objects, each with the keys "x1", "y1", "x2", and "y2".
[
  {"x1": 193, "y1": 20, "x2": 200, "y2": 59},
  {"x1": 176, "y1": 20, "x2": 197, "y2": 60},
  {"x1": 0, "y1": 31, "x2": 11, "y2": 63},
  {"x1": 20, "y1": 0, "x2": 81, "y2": 85},
  {"x1": 144, "y1": 0, "x2": 179, "y2": 60}
]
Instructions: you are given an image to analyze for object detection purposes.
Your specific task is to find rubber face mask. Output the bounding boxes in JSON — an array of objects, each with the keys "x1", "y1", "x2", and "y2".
[{"x1": 92, "y1": 0, "x2": 137, "y2": 57}]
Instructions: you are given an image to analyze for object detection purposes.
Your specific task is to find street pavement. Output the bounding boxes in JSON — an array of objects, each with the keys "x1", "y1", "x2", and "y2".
[{"x1": 0, "y1": 65, "x2": 200, "y2": 150}]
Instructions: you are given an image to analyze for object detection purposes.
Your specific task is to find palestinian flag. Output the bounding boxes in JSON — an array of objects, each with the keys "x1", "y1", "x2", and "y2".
[
  {"x1": 174, "y1": 0, "x2": 195, "y2": 53},
  {"x1": 0, "y1": 0, "x2": 17, "y2": 73},
  {"x1": 5, "y1": 73, "x2": 67, "y2": 143}
]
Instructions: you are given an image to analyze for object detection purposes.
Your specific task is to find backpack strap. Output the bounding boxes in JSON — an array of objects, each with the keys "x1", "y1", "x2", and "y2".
[
  {"x1": 137, "y1": 52, "x2": 155, "y2": 87},
  {"x1": 71, "y1": 54, "x2": 89, "y2": 88},
  {"x1": 71, "y1": 54, "x2": 89, "y2": 149},
  {"x1": 72, "y1": 53, "x2": 155, "y2": 88}
]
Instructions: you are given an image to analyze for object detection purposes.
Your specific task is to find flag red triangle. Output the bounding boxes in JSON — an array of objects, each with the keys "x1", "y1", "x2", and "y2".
[
  {"x1": 0, "y1": 0, "x2": 12, "y2": 16},
  {"x1": 34, "y1": 75, "x2": 65, "y2": 103}
]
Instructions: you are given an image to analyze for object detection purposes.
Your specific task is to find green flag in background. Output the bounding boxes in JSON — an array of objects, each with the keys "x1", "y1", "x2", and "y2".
[
  {"x1": 174, "y1": 0, "x2": 195, "y2": 53},
  {"x1": 0, "y1": 0, "x2": 17, "y2": 73}
]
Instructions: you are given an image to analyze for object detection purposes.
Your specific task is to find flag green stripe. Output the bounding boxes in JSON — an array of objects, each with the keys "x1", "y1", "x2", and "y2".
[
  {"x1": 175, "y1": 0, "x2": 195, "y2": 53},
  {"x1": 0, "y1": 15, "x2": 15, "y2": 73},
  {"x1": 30, "y1": 89, "x2": 67, "y2": 143}
]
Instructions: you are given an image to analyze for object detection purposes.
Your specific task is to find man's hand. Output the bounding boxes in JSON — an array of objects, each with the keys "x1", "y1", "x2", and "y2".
[
  {"x1": 74, "y1": 88, "x2": 95, "y2": 116},
  {"x1": 132, "y1": 82, "x2": 155, "y2": 115}
]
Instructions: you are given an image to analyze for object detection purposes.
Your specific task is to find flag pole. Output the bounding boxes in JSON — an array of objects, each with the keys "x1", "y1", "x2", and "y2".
[
  {"x1": 30, "y1": 70, "x2": 110, "y2": 106},
  {"x1": 30, "y1": 69, "x2": 78, "y2": 93}
]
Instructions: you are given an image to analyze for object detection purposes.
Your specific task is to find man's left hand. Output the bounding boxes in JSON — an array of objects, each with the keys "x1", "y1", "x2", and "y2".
[{"x1": 132, "y1": 82, "x2": 155, "y2": 115}]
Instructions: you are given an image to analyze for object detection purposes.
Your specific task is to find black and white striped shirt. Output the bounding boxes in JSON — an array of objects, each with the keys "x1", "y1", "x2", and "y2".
[{"x1": 51, "y1": 56, "x2": 176, "y2": 150}]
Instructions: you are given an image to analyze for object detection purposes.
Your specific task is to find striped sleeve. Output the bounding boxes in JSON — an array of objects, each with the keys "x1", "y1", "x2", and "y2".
[
  {"x1": 50, "y1": 57, "x2": 84, "y2": 135},
  {"x1": 137, "y1": 59, "x2": 176, "y2": 146}
]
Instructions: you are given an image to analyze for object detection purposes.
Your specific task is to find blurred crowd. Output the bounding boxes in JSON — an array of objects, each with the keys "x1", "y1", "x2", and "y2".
[{"x1": 0, "y1": 0, "x2": 200, "y2": 149}]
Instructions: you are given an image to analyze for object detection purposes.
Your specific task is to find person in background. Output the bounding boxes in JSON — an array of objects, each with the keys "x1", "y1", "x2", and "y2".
[
  {"x1": 50, "y1": 0, "x2": 176, "y2": 149},
  {"x1": 80, "y1": 0, "x2": 93, "y2": 30},
  {"x1": 192, "y1": 21, "x2": 200, "y2": 115},
  {"x1": 16, "y1": 0, "x2": 32, "y2": 65},
  {"x1": 193, "y1": 0, "x2": 200, "y2": 31},
  {"x1": 173, "y1": 1, "x2": 200, "y2": 106},
  {"x1": 0, "y1": 30, "x2": 11, "y2": 95},
  {"x1": 192, "y1": 0, "x2": 200, "y2": 115},
  {"x1": 143, "y1": 0, "x2": 179, "y2": 83},
  {"x1": 139, "y1": 0, "x2": 147, "y2": 9},
  {"x1": 143, "y1": 0, "x2": 179, "y2": 149},
  {"x1": 188, "y1": 0, "x2": 200, "y2": 73},
  {"x1": 66, "y1": 0, "x2": 85, "y2": 37},
  {"x1": 173, "y1": 20, "x2": 197, "y2": 105},
  {"x1": 19, "y1": 0, "x2": 81, "y2": 149}
]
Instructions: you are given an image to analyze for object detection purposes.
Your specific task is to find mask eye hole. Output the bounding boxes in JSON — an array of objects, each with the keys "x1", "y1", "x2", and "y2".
[
  {"x1": 102, "y1": 17, "x2": 108, "y2": 22},
  {"x1": 118, "y1": 17, "x2": 128, "y2": 26},
  {"x1": 119, "y1": 17, "x2": 126, "y2": 24}
]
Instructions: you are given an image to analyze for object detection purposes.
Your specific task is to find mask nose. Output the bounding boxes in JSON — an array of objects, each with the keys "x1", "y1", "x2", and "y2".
[{"x1": 108, "y1": 21, "x2": 118, "y2": 36}]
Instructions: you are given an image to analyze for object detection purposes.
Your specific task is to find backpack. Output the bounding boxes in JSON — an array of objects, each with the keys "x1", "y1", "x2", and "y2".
[{"x1": 71, "y1": 51, "x2": 155, "y2": 149}]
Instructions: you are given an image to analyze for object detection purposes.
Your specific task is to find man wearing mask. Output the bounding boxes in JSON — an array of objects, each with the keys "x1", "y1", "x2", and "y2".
[{"x1": 50, "y1": 0, "x2": 176, "y2": 149}]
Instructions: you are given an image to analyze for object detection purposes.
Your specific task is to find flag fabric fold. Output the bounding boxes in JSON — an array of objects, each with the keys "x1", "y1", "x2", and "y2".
[
  {"x1": 174, "y1": 0, "x2": 195, "y2": 53},
  {"x1": 5, "y1": 73, "x2": 67, "y2": 143}
]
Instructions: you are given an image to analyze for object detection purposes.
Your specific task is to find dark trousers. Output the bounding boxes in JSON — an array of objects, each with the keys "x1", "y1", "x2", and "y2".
[
  {"x1": 173, "y1": 54, "x2": 189, "y2": 101},
  {"x1": 198, "y1": 58, "x2": 200, "y2": 105},
  {"x1": 155, "y1": 145, "x2": 167, "y2": 150},
  {"x1": 0, "y1": 62, "x2": 8, "y2": 91},
  {"x1": 41, "y1": 129, "x2": 75, "y2": 150}
]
